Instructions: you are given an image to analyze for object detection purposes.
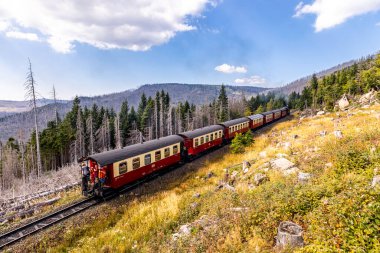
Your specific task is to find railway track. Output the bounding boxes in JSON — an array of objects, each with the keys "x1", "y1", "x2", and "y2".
[
  {"x1": 0, "y1": 167, "x2": 169, "y2": 251},
  {"x1": 0, "y1": 197, "x2": 98, "y2": 250}
]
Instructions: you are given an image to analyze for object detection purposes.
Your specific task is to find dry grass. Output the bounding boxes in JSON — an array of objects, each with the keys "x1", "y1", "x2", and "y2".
[{"x1": 12, "y1": 105, "x2": 380, "y2": 253}]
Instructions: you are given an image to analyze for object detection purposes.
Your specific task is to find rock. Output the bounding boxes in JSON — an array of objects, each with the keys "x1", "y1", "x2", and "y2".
[
  {"x1": 276, "y1": 221, "x2": 304, "y2": 248},
  {"x1": 190, "y1": 202, "x2": 198, "y2": 209},
  {"x1": 298, "y1": 172, "x2": 311, "y2": 183},
  {"x1": 259, "y1": 151, "x2": 267, "y2": 158},
  {"x1": 371, "y1": 175, "x2": 380, "y2": 187},
  {"x1": 359, "y1": 90, "x2": 377, "y2": 104},
  {"x1": 333, "y1": 130, "x2": 343, "y2": 138},
  {"x1": 319, "y1": 131, "x2": 327, "y2": 137},
  {"x1": 316, "y1": 111, "x2": 325, "y2": 115},
  {"x1": 193, "y1": 193, "x2": 201, "y2": 198},
  {"x1": 283, "y1": 142, "x2": 291, "y2": 149},
  {"x1": 254, "y1": 173, "x2": 268, "y2": 186},
  {"x1": 283, "y1": 167, "x2": 299, "y2": 176},
  {"x1": 206, "y1": 171, "x2": 214, "y2": 179},
  {"x1": 338, "y1": 94, "x2": 349, "y2": 110},
  {"x1": 172, "y1": 224, "x2": 192, "y2": 240},
  {"x1": 223, "y1": 184, "x2": 236, "y2": 192},
  {"x1": 325, "y1": 162, "x2": 333, "y2": 168},
  {"x1": 243, "y1": 167, "x2": 249, "y2": 174},
  {"x1": 271, "y1": 158, "x2": 295, "y2": 171},
  {"x1": 229, "y1": 207, "x2": 249, "y2": 212}
]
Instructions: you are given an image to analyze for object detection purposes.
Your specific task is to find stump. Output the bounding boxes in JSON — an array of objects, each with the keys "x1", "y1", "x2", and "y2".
[{"x1": 276, "y1": 221, "x2": 304, "y2": 248}]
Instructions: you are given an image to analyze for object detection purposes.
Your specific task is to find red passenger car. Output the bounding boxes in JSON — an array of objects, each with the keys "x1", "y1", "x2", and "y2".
[
  {"x1": 261, "y1": 111, "x2": 274, "y2": 124},
  {"x1": 247, "y1": 114, "x2": 264, "y2": 130},
  {"x1": 273, "y1": 109, "x2": 282, "y2": 120},
  {"x1": 178, "y1": 125, "x2": 224, "y2": 157},
  {"x1": 218, "y1": 118, "x2": 250, "y2": 140},
  {"x1": 86, "y1": 135, "x2": 184, "y2": 189},
  {"x1": 280, "y1": 107, "x2": 288, "y2": 117}
]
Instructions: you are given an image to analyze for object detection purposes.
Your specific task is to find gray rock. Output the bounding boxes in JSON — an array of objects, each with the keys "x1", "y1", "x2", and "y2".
[
  {"x1": 276, "y1": 221, "x2": 304, "y2": 248},
  {"x1": 271, "y1": 158, "x2": 295, "y2": 171},
  {"x1": 371, "y1": 175, "x2": 380, "y2": 187},
  {"x1": 254, "y1": 173, "x2": 268, "y2": 186},
  {"x1": 316, "y1": 111, "x2": 325, "y2": 115},
  {"x1": 334, "y1": 130, "x2": 343, "y2": 138},
  {"x1": 298, "y1": 172, "x2": 311, "y2": 182},
  {"x1": 193, "y1": 193, "x2": 201, "y2": 198},
  {"x1": 319, "y1": 131, "x2": 327, "y2": 137}
]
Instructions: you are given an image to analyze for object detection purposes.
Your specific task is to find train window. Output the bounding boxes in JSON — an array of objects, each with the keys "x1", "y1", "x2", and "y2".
[
  {"x1": 164, "y1": 148, "x2": 170, "y2": 157},
  {"x1": 219, "y1": 131, "x2": 222, "y2": 138},
  {"x1": 132, "y1": 158, "x2": 140, "y2": 170},
  {"x1": 155, "y1": 151, "x2": 161, "y2": 161},
  {"x1": 210, "y1": 133, "x2": 214, "y2": 141},
  {"x1": 144, "y1": 154, "x2": 151, "y2": 165},
  {"x1": 119, "y1": 162, "x2": 128, "y2": 174},
  {"x1": 200, "y1": 137, "x2": 204, "y2": 144},
  {"x1": 195, "y1": 138, "x2": 199, "y2": 147},
  {"x1": 205, "y1": 135, "x2": 209, "y2": 143},
  {"x1": 173, "y1": 145, "x2": 179, "y2": 154}
]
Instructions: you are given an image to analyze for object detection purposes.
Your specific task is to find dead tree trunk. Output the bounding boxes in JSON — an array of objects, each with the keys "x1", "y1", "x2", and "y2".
[{"x1": 25, "y1": 59, "x2": 42, "y2": 177}]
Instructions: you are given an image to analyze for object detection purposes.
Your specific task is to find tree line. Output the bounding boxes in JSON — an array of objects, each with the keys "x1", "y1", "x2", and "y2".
[{"x1": 288, "y1": 54, "x2": 380, "y2": 111}]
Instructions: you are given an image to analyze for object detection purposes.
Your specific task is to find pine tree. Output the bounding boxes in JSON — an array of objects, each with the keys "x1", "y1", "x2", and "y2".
[
  {"x1": 217, "y1": 84, "x2": 229, "y2": 122},
  {"x1": 119, "y1": 100, "x2": 130, "y2": 146}
]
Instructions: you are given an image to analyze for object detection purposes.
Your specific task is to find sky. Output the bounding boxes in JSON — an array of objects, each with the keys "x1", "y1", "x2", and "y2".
[{"x1": 0, "y1": 0, "x2": 379, "y2": 101}]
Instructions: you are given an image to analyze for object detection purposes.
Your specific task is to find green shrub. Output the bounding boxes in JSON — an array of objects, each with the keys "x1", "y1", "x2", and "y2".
[{"x1": 230, "y1": 131, "x2": 254, "y2": 154}]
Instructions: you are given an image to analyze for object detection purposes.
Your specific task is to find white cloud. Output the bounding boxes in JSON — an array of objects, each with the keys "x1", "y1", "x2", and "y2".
[
  {"x1": 294, "y1": 0, "x2": 380, "y2": 32},
  {"x1": 0, "y1": 0, "x2": 217, "y2": 53},
  {"x1": 234, "y1": 75, "x2": 266, "y2": 85},
  {"x1": 6, "y1": 31, "x2": 40, "y2": 41},
  {"x1": 214, "y1": 64, "x2": 247, "y2": 74}
]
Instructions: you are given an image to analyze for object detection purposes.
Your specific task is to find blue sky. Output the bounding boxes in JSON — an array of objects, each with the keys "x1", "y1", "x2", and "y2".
[{"x1": 0, "y1": 0, "x2": 379, "y2": 100}]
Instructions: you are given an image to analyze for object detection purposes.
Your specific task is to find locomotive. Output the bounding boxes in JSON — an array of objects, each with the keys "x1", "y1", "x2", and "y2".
[{"x1": 83, "y1": 107, "x2": 289, "y2": 196}]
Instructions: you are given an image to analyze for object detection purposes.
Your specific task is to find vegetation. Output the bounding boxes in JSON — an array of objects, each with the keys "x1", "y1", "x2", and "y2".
[
  {"x1": 230, "y1": 131, "x2": 254, "y2": 154},
  {"x1": 14, "y1": 104, "x2": 380, "y2": 253},
  {"x1": 289, "y1": 54, "x2": 380, "y2": 111}
]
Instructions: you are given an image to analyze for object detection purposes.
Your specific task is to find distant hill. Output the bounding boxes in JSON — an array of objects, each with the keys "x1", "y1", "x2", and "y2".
[
  {"x1": 0, "y1": 83, "x2": 268, "y2": 142},
  {"x1": 270, "y1": 59, "x2": 359, "y2": 95},
  {"x1": 0, "y1": 99, "x2": 68, "y2": 118}
]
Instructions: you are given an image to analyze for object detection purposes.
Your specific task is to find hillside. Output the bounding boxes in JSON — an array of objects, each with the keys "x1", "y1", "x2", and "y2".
[
  {"x1": 0, "y1": 83, "x2": 267, "y2": 142},
  {"x1": 271, "y1": 58, "x2": 363, "y2": 95},
  {"x1": 0, "y1": 99, "x2": 68, "y2": 118},
  {"x1": 6, "y1": 104, "x2": 380, "y2": 252}
]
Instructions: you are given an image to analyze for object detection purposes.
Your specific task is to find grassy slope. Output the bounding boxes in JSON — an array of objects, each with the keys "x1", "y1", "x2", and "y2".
[{"x1": 13, "y1": 105, "x2": 380, "y2": 253}]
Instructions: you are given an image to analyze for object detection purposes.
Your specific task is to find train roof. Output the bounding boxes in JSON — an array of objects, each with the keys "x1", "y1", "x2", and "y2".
[
  {"x1": 87, "y1": 135, "x2": 184, "y2": 166},
  {"x1": 247, "y1": 114, "x2": 264, "y2": 120},
  {"x1": 280, "y1": 106, "x2": 288, "y2": 110},
  {"x1": 218, "y1": 117, "x2": 250, "y2": 127},
  {"x1": 178, "y1": 125, "x2": 224, "y2": 139},
  {"x1": 261, "y1": 111, "x2": 274, "y2": 115}
]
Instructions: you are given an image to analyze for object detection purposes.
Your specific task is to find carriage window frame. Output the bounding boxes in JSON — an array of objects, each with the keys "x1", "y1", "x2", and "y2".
[
  {"x1": 205, "y1": 135, "x2": 209, "y2": 143},
  {"x1": 155, "y1": 150, "x2": 161, "y2": 161},
  {"x1": 144, "y1": 154, "x2": 151, "y2": 165},
  {"x1": 132, "y1": 157, "x2": 140, "y2": 170},
  {"x1": 195, "y1": 138, "x2": 199, "y2": 147},
  {"x1": 173, "y1": 145, "x2": 179, "y2": 154},
  {"x1": 200, "y1": 137, "x2": 204, "y2": 145},
  {"x1": 210, "y1": 133, "x2": 214, "y2": 141},
  {"x1": 119, "y1": 161, "x2": 128, "y2": 175},
  {"x1": 164, "y1": 148, "x2": 170, "y2": 157}
]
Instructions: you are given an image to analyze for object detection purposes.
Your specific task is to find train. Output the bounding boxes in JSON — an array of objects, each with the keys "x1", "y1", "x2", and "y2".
[{"x1": 83, "y1": 106, "x2": 290, "y2": 196}]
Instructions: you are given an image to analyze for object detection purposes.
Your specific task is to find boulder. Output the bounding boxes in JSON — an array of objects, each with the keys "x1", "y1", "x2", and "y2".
[
  {"x1": 359, "y1": 90, "x2": 377, "y2": 104},
  {"x1": 271, "y1": 158, "x2": 295, "y2": 171},
  {"x1": 319, "y1": 131, "x2": 327, "y2": 137},
  {"x1": 276, "y1": 221, "x2": 304, "y2": 248},
  {"x1": 316, "y1": 111, "x2": 325, "y2": 115},
  {"x1": 338, "y1": 94, "x2": 349, "y2": 110},
  {"x1": 371, "y1": 175, "x2": 380, "y2": 187},
  {"x1": 283, "y1": 167, "x2": 299, "y2": 176},
  {"x1": 254, "y1": 173, "x2": 268, "y2": 186},
  {"x1": 298, "y1": 172, "x2": 311, "y2": 183},
  {"x1": 334, "y1": 130, "x2": 343, "y2": 138}
]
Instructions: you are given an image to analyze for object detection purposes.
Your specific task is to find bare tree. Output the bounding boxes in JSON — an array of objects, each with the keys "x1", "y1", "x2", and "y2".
[
  {"x1": 86, "y1": 114, "x2": 95, "y2": 154},
  {"x1": 52, "y1": 85, "x2": 59, "y2": 125},
  {"x1": 25, "y1": 58, "x2": 42, "y2": 177},
  {"x1": 114, "y1": 115, "x2": 121, "y2": 149},
  {"x1": 75, "y1": 109, "x2": 85, "y2": 160}
]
